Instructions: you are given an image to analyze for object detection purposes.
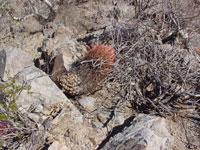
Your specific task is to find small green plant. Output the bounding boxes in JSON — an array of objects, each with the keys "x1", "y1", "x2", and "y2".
[
  {"x1": 0, "y1": 114, "x2": 9, "y2": 120},
  {"x1": 0, "y1": 74, "x2": 32, "y2": 149},
  {"x1": 0, "y1": 75, "x2": 31, "y2": 100}
]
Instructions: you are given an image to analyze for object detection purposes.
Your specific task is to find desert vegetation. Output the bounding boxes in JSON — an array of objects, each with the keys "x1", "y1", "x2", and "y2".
[
  {"x1": 0, "y1": 75, "x2": 34, "y2": 149},
  {"x1": 0, "y1": 0, "x2": 199, "y2": 149}
]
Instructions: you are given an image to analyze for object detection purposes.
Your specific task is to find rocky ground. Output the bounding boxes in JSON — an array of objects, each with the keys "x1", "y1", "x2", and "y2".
[{"x1": 0, "y1": 0, "x2": 200, "y2": 150}]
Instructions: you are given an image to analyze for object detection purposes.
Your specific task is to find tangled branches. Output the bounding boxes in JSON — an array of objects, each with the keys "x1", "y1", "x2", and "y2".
[
  {"x1": 114, "y1": 41, "x2": 199, "y2": 118},
  {"x1": 99, "y1": 21, "x2": 200, "y2": 121},
  {"x1": 0, "y1": 76, "x2": 35, "y2": 149},
  {"x1": 75, "y1": 0, "x2": 200, "y2": 121}
]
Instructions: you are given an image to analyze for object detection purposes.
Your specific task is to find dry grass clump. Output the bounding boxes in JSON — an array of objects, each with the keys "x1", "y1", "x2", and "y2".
[
  {"x1": 113, "y1": 40, "x2": 199, "y2": 118},
  {"x1": 67, "y1": 0, "x2": 200, "y2": 121},
  {"x1": 99, "y1": 22, "x2": 200, "y2": 121}
]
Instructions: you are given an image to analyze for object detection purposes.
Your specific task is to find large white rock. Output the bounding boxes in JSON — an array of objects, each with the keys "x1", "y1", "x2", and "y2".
[
  {"x1": 0, "y1": 47, "x2": 83, "y2": 124},
  {"x1": 16, "y1": 66, "x2": 65, "y2": 109},
  {"x1": 15, "y1": 65, "x2": 83, "y2": 126},
  {"x1": 101, "y1": 114, "x2": 173, "y2": 150},
  {"x1": 48, "y1": 140, "x2": 69, "y2": 150},
  {"x1": 78, "y1": 96, "x2": 96, "y2": 111},
  {"x1": 0, "y1": 47, "x2": 33, "y2": 80}
]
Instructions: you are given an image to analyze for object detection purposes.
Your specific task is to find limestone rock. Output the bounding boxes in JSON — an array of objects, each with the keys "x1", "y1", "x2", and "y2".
[
  {"x1": 50, "y1": 108, "x2": 93, "y2": 150},
  {"x1": 113, "y1": 112, "x2": 125, "y2": 125},
  {"x1": 0, "y1": 47, "x2": 82, "y2": 120},
  {"x1": 0, "y1": 46, "x2": 92, "y2": 149},
  {"x1": 46, "y1": 25, "x2": 86, "y2": 57},
  {"x1": 101, "y1": 114, "x2": 173, "y2": 150},
  {"x1": 27, "y1": 113, "x2": 40, "y2": 123},
  {"x1": 0, "y1": 47, "x2": 33, "y2": 80},
  {"x1": 15, "y1": 65, "x2": 79, "y2": 115},
  {"x1": 51, "y1": 53, "x2": 74, "y2": 82},
  {"x1": 48, "y1": 25, "x2": 87, "y2": 82},
  {"x1": 50, "y1": 102, "x2": 83, "y2": 135},
  {"x1": 97, "y1": 111, "x2": 111, "y2": 124},
  {"x1": 88, "y1": 126, "x2": 107, "y2": 146},
  {"x1": 78, "y1": 96, "x2": 96, "y2": 111},
  {"x1": 48, "y1": 140, "x2": 68, "y2": 150}
]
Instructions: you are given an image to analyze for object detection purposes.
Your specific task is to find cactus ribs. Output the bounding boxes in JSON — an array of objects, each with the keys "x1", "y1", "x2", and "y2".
[{"x1": 58, "y1": 45, "x2": 116, "y2": 96}]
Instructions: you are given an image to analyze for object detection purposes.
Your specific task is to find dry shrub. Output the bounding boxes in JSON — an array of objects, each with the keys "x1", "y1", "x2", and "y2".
[
  {"x1": 0, "y1": 76, "x2": 34, "y2": 149},
  {"x1": 76, "y1": 1, "x2": 200, "y2": 120},
  {"x1": 98, "y1": 19, "x2": 200, "y2": 120},
  {"x1": 133, "y1": 0, "x2": 200, "y2": 38}
]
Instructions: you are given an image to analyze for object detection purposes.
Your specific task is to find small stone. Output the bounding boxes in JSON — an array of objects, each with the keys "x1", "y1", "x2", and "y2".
[
  {"x1": 88, "y1": 127, "x2": 107, "y2": 146},
  {"x1": 89, "y1": 137, "x2": 97, "y2": 145},
  {"x1": 51, "y1": 53, "x2": 74, "y2": 82},
  {"x1": 96, "y1": 90, "x2": 108, "y2": 97},
  {"x1": 0, "y1": 47, "x2": 33, "y2": 80},
  {"x1": 154, "y1": 40, "x2": 162, "y2": 45},
  {"x1": 113, "y1": 113, "x2": 124, "y2": 125},
  {"x1": 97, "y1": 111, "x2": 111, "y2": 124},
  {"x1": 50, "y1": 103, "x2": 83, "y2": 135},
  {"x1": 43, "y1": 108, "x2": 51, "y2": 115},
  {"x1": 34, "y1": 105, "x2": 43, "y2": 113},
  {"x1": 28, "y1": 113, "x2": 40, "y2": 123},
  {"x1": 92, "y1": 121, "x2": 104, "y2": 129},
  {"x1": 78, "y1": 96, "x2": 96, "y2": 111},
  {"x1": 47, "y1": 134, "x2": 54, "y2": 143},
  {"x1": 127, "y1": 67, "x2": 132, "y2": 71},
  {"x1": 48, "y1": 140, "x2": 68, "y2": 150},
  {"x1": 146, "y1": 83, "x2": 154, "y2": 92},
  {"x1": 76, "y1": 52, "x2": 83, "y2": 58}
]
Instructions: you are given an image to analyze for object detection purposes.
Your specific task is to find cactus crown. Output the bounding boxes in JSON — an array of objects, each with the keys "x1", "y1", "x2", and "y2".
[{"x1": 85, "y1": 45, "x2": 116, "y2": 80}]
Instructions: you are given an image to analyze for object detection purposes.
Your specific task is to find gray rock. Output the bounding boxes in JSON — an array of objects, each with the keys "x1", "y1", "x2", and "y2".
[
  {"x1": 27, "y1": 113, "x2": 40, "y2": 123},
  {"x1": 78, "y1": 96, "x2": 96, "y2": 111},
  {"x1": 50, "y1": 103, "x2": 93, "y2": 150},
  {"x1": 97, "y1": 111, "x2": 111, "y2": 124},
  {"x1": 51, "y1": 53, "x2": 74, "y2": 82},
  {"x1": 34, "y1": 104, "x2": 44, "y2": 113},
  {"x1": 15, "y1": 65, "x2": 76, "y2": 113},
  {"x1": 101, "y1": 114, "x2": 173, "y2": 150},
  {"x1": 46, "y1": 25, "x2": 86, "y2": 58},
  {"x1": 48, "y1": 140, "x2": 68, "y2": 150},
  {"x1": 92, "y1": 121, "x2": 104, "y2": 129},
  {"x1": 50, "y1": 102, "x2": 83, "y2": 135},
  {"x1": 48, "y1": 26, "x2": 87, "y2": 82},
  {"x1": 113, "y1": 113, "x2": 124, "y2": 125},
  {"x1": 0, "y1": 49, "x2": 6, "y2": 80},
  {"x1": 1, "y1": 47, "x2": 89, "y2": 149},
  {"x1": 0, "y1": 47, "x2": 33, "y2": 80},
  {"x1": 0, "y1": 47, "x2": 82, "y2": 119},
  {"x1": 0, "y1": 45, "x2": 96, "y2": 149}
]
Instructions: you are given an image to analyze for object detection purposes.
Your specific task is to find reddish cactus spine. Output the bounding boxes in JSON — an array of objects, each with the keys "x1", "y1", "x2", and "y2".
[
  {"x1": 58, "y1": 45, "x2": 116, "y2": 96},
  {"x1": 85, "y1": 45, "x2": 116, "y2": 80}
]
